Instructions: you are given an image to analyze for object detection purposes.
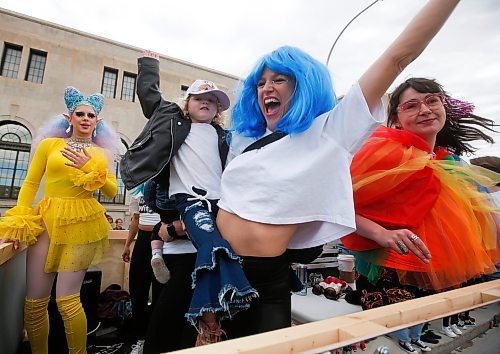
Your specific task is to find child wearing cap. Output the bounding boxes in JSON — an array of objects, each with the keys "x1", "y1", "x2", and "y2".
[{"x1": 134, "y1": 50, "x2": 257, "y2": 347}]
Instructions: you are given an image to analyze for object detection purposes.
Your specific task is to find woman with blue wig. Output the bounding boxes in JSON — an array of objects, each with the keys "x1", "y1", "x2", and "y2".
[{"x1": 215, "y1": 0, "x2": 462, "y2": 338}]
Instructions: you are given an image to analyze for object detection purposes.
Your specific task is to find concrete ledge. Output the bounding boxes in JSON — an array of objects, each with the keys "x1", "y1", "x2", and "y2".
[
  {"x1": 362, "y1": 303, "x2": 500, "y2": 354},
  {"x1": 431, "y1": 306, "x2": 499, "y2": 354}
]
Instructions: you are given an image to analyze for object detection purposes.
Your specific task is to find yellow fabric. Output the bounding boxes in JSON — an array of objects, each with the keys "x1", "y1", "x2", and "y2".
[
  {"x1": 0, "y1": 138, "x2": 117, "y2": 271},
  {"x1": 56, "y1": 293, "x2": 87, "y2": 354},
  {"x1": 0, "y1": 205, "x2": 43, "y2": 245},
  {"x1": 24, "y1": 296, "x2": 50, "y2": 354}
]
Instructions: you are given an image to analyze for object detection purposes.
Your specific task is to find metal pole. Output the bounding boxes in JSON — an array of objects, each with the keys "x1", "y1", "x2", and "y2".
[{"x1": 326, "y1": 0, "x2": 382, "y2": 66}]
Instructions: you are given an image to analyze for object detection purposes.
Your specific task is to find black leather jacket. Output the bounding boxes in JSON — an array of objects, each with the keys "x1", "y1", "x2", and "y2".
[{"x1": 120, "y1": 57, "x2": 228, "y2": 190}]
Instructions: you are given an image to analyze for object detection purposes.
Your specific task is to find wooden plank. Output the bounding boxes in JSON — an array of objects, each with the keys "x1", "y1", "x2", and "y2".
[
  {"x1": 107, "y1": 230, "x2": 129, "y2": 240},
  {"x1": 481, "y1": 288, "x2": 500, "y2": 302},
  {"x1": 169, "y1": 280, "x2": 500, "y2": 354},
  {"x1": 99, "y1": 237, "x2": 129, "y2": 291},
  {"x1": 0, "y1": 242, "x2": 27, "y2": 266}
]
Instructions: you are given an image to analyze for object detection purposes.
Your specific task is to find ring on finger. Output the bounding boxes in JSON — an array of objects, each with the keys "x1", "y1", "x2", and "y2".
[
  {"x1": 396, "y1": 240, "x2": 409, "y2": 254},
  {"x1": 409, "y1": 233, "x2": 419, "y2": 242}
]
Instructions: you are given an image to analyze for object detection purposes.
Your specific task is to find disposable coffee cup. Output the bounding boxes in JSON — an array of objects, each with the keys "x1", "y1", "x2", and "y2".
[{"x1": 337, "y1": 254, "x2": 355, "y2": 283}]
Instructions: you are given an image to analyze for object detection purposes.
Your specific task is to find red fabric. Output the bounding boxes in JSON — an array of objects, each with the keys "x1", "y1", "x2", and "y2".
[
  {"x1": 343, "y1": 126, "x2": 441, "y2": 251},
  {"x1": 342, "y1": 126, "x2": 499, "y2": 290}
]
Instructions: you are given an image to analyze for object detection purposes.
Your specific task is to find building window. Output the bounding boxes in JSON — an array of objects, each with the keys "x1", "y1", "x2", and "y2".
[
  {"x1": 94, "y1": 139, "x2": 127, "y2": 204},
  {"x1": 0, "y1": 122, "x2": 32, "y2": 200},
  {"x1": 1, "y1": 43, "x2": 23, "y2": 79},
  {"x1": 25, "y1": 49, "x2": 47, "y2": 84},
  {"x1": 101, "y1": 67, "x2": 118, "y2": 98},
  {"x1": 121, "y1": 72, "x2": 136, "y2": 102}
]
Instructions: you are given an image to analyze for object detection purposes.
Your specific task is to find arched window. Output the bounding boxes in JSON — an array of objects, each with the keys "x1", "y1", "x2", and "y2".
[
  {"x1": 94, "y1": 139, "x2": 128, "y2": 204},
  {"x1": 0, "y1": 122, "x2": 32, "y2": 199}
]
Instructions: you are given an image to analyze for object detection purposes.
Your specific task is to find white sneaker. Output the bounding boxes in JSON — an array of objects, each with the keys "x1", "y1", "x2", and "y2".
[
  {"x1": 440, "y1": 326, "x2": 457, "y2": 338},
  {"x1": 450, "y1": 324, "x2": 463, "y2": 335},
  {"x1": 151, "y1": 254, "x2": 170, "y2": 284},
  {"x1": 411, "y1": 339, "x2": 432, "y2": 352},
  {"x1": 129, "y1": 339, "x2": 144, "y2": 354}
]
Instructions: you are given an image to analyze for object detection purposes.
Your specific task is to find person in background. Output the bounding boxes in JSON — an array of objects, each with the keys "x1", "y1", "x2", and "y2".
[
  {"x1": 0, "y1": 86, "x2": 119, "y2": 354},
  {"x1": 141, "y1": 179, "x2": 198, "y2": 353},
  {"x1": 105, "y1": 213, "x2": 114, "y2": 228},
  {"x1": 342, "y1": 77, "x2": 499, "y2": 353},
  {"x1": 122, "y1": 184, "x2": 163, "y2": 354},
  {"x1": 114, "y1": 217, "x2": 124, "y2": 230}
]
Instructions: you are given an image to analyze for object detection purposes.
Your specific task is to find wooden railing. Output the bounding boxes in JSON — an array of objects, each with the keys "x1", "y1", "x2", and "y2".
[{"x1": 170, "y1": 280, "x2": 500, "y2": 354}]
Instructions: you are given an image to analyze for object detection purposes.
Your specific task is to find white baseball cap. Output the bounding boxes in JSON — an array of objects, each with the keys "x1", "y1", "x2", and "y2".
[{"x1": 186, "y1": 80, "x2": 230, "y2": 111}]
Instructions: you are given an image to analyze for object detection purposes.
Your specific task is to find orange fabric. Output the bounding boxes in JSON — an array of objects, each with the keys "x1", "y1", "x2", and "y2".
[{"x1": 342, "y1": 126, "x2": 500, "y2": 290}]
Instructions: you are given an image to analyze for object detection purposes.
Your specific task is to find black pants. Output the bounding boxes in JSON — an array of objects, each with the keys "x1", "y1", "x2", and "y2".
[
  {"x1": 129, "y1": 229, "x2": 163, "y2": 339},
  {"x1": 443, "y1": 314, "x2": 459, "y2": 326},
  {"x1": 143, "y1": 253, "x2": 197, "y2": 354},
  {"x1": 222, "y1": 253, "x2": 292, "y2": 339}
]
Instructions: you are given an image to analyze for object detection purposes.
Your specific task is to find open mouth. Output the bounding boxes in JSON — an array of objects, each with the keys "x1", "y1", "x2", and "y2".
[{"x1": 264, "y1": 98, "x2": 281, "y2": 115}]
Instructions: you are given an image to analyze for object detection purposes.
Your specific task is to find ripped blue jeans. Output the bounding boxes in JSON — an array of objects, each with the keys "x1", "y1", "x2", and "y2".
[{"x1": 174, "y1": 192, "x2": 258, "y2": 326}]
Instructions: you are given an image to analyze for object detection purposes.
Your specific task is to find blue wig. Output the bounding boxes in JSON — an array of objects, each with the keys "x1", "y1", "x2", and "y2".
[
  {"x1": 130, "y1": 183, "x2": 145, "y2": 197},
  {"x1": 231, "y1": 46, "x2": 337, "y2": 138}
]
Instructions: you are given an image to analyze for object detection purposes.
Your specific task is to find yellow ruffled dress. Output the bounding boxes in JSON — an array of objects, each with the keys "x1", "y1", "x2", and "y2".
[{"x1": 0, "y1": 138, "x2": 118, "y2": 272}]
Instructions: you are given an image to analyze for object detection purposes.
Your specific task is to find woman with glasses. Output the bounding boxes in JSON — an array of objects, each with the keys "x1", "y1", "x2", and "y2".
[
  {"x1": 214, "y1": 0, "x2": 464, "y2": 340},
  {"x1": 342, "y1": 77, "x2": 499, "y2": 353},
  {"x1": 0, "y1": 86, "x2": 119, "y2": 354}
]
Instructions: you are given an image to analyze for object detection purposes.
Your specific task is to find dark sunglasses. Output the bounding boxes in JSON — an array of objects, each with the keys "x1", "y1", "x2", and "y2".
[{"x1": 75, "y1": 111, "x2": 96, "y2": 119}]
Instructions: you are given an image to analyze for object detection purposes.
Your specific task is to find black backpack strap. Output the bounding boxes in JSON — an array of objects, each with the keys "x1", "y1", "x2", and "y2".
[
  {"x1": 242, "y1": 132, "x2": 287, "y2": 154},
  {"x1": 214, "y1": 125, "x2": 229, "y2": 170}
]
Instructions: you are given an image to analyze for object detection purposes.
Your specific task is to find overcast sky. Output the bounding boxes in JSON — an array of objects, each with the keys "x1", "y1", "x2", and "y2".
[{"x1": 1, "y1": 0, "x2": 499, "y2": 158}]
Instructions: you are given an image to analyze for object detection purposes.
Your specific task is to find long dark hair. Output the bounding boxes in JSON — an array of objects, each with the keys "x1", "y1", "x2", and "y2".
[{"x1": 388, "y1": 78, "x2": 497, "y2": 156}]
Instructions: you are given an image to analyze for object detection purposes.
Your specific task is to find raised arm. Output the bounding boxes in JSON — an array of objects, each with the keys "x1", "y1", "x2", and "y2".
[
  {"x1": 136, "y1": 50, "x2": 163, "y2": 118},
  {"x1": 359, "y1": 0, "x2": 460, "y2": 111}
]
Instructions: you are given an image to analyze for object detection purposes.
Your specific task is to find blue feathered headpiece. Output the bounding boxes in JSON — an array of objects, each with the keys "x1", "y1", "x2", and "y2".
[{"x1": 64, "y1": 86, "x2": 104, "y2": 115}]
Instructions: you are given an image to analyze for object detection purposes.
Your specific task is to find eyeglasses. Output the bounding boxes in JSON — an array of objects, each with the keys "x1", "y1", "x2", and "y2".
[
  {"x1": 256, "y1": 77, "x2": 290, "y2": 89},
  {"x1": 75, "y1": 111, "x2": 96, "y2": 119},
  {"x1": 397, "y1": 94, "x2": 444, "y2": 115}
]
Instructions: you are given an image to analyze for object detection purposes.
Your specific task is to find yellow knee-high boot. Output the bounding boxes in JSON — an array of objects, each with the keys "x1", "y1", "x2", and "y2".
[
  {"x1": 56, "y1": 293, "x2": 87, "y2": 354},
  {"x1": 24, "y1": 296, "x2": 50, "y2": 354}
]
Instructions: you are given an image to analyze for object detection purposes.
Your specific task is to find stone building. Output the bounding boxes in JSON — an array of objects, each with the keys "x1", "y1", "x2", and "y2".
[{"x1": 0, "y1": 7, "x2": 239, "y2": 223}]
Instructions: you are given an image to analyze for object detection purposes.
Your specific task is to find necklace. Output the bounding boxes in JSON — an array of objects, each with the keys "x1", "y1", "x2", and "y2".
[{"x1": 67, "y1": 136, "x2": 93, "y2": 153}]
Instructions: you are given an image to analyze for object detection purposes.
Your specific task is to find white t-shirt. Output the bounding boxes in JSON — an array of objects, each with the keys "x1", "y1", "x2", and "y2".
[
  {"x1": 169, "y1": 123, "x2": 222, "y2": 199},
  {"x1": 129, "y1": 195, "x2": 196, "y2": 254},
  {"x1": 218, "y1": 82, "x2": 385, "y2": 249},
  {"x1": 162, "y1": 239, "x2": 197, "y2": 254},
  {"x1": 129, "y1": 195, "x2": 161, "y2": 226}
]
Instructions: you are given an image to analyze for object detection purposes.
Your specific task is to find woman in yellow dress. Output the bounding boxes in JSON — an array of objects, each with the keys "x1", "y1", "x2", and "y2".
[{"x1": 0, "y1": 86, "x2": 118, "y2": 354}]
